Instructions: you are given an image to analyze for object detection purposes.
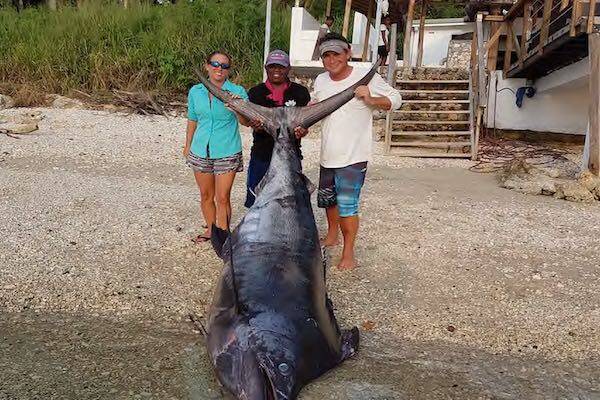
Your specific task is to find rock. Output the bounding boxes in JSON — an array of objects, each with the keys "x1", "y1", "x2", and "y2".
[
  {"x1": 554, "y1": 182, "x2": 596, "y2": 203},
  {"x1": 1, "y1": 122, "x2": 38, "y2": 134},
  {"x1": 501, "y1": 174, "x2": 556, "y2": 195},
  {"x1": 0, "y1": 94, "x2": 15, "y2": 109},
  {"x1": 50, "y1": 95, "x2": 83, "y2": 109},
  {"x1": 578, "y1": 171, "x2": 600, "y2": 192}
]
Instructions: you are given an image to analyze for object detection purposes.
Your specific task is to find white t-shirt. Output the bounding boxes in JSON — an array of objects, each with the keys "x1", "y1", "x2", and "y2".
[
  {"x1": 312, "y1": 68, "x2": 402, "y2": 168},
  {"x1": 378, "y1": 24, "x2": 389, "y2": 46}
]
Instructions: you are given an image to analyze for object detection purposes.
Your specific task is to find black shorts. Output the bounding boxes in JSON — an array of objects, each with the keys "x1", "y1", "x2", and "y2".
[{"x1": 378, "y1": 45, "x2": 389, "y2": 60}]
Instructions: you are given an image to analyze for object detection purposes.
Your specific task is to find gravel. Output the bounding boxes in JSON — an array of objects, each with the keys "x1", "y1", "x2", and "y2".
[{"x1": 1, "y1": 107, "x2": 599, "y2": 399}]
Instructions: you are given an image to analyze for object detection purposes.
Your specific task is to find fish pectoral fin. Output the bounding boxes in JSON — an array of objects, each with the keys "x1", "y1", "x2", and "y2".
[
  {"x1": 302, "y1": 173, "x2": 316, "y2": 195},
  {"x1": 210, "y1": 224, "x2": 230, "y2": 259}
]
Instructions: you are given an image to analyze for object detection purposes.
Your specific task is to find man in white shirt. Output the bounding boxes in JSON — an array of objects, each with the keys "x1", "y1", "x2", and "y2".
[{"x1": 305, "y1": 32, "x2": 402, "y2": 270}]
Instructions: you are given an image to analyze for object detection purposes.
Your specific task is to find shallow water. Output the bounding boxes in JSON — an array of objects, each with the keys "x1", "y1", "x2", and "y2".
[{"x1": 1, "y1": 312, "x2": 598, "y2": 400}]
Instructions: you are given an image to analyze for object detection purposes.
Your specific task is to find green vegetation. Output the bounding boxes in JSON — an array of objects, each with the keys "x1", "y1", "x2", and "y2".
[{"x1": 0, "y1": 0, "x2": 291, "y2": 97}]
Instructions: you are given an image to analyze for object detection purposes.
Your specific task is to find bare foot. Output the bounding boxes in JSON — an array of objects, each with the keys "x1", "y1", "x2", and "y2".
[
  {"x1": 337, "y1": 257, "x2": 357, "y2": 270},
  {"x1": 320, "y1": 235, "x2": 340, "y2": 247}
]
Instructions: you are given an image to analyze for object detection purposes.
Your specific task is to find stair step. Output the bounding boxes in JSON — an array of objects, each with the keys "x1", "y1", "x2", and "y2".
[
  {"x1": 402, "y1": 100, "x2": 470, "y2": 104},
  {"x1": 397, "y1": 80, "x2": 470, "y2": 84},
  {"x1": 394, "y1": 120, "x2": 470, "y2": 124},
  {"x1": 389, "y1": 149, "x2": 471, "y2": 158},
  {"x1": 399, "y1": 90, "x2": 470, "y2": 94},
  {"x1": 392, "y1": 141, "x2": 472, "y2": 148},
  {"x1": 392, "y1": 130, "x2": 472, "y2": 136},
  {"x1": 395, "y1": 110, "x2": 471, "y2": 115}
]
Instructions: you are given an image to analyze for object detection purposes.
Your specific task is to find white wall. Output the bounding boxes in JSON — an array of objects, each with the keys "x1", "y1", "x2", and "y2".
[
  {"x1": 486, "y1": 70, "x2": 589, "y2": 134},
  {"x1": 289, "y1": 7, "x2": 321, "y2": 64},
  {"x1": 409, "y1": 19, "x2": 474, "y2": 66}
]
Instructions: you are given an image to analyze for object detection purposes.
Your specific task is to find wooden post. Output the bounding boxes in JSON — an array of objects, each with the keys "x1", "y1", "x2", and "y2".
[
  {"x1": 476, "y1": 13, "x2": 486, "y2": 104},
  {"x1": 503, "y1": 21, "x2": 514, "y2": 76},
  {"x1": 486, "y1": 6, "x2": 502, "y2": 71},
  {"x1": 416, "y1": 0, "x2": 427, "y2": 67},
  {"x1": 387, "y1": 23, "x2": 398, "y2": 83},
  {"x1": 571, "y1": 0, "x2": 582, "y2": 36},
  {"x1": 403, "y1": 0, "x2": 416, "y2": 69},
  {"x1": 540, "y1": 0, "x2": 553, "y2": 48},
  {"x1": 362, "y1": 0, "x2": 374, "y2": 61},
  {"x1": 471, "y1": 28, "x2": 479, "y2": 108},
  {"x1": 326, "y1": 0, "x2": 332, "y2": 16},
  {"x1": 342, "y1": 0, "x2": 353, "y2": 39},
  {"x1": 520, "y1": 0, "x2": 531, "y2": 67},
  {"x1": 588, "y1": 0, "x2": 597, "y2": 33},
  {"x1": 588, "y1": 31, "x2": 600, "y2": 175}
]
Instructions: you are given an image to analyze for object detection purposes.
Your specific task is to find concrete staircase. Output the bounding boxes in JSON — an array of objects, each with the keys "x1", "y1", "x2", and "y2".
[{"x1": 385, "y1": 67, "x2": 476, "y2": 159}]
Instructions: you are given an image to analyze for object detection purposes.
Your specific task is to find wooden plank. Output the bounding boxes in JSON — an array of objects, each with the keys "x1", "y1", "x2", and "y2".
[
  {"x1": 392, "y1": 131, "x2": 472, "y2": 136},
  {"x1": 471, "y1": 29, "x2": 479, "y2": 108},
  {"x1": 397, "y1": 79, "x2": 469, "y2": 84},
  {"x1": 588, "y1": 31, "x2": 600, "y2": 175},
  {"x1": 560, "y1": 0, "x2": 570, "y2": 10},
  {"x1": 484, "y1": 15, "x2": 506, "y2": 21},
  {"x1": 388, "y1": 149, "x2": 471, "y2": 158},
  {"x1": 326, "y1": 0, "x2": 332, "y2": 15},
  {"x1": 503, "y1": 21, "x2": 514, "y2": 77},
  {"x1": 484, "y1": 22, "x2": 506, "y2": 52},
  {"x1": 506, "y1": 0, "x2": 529, "y2": 19},
  {"x1": 394, "y1": 120, "x2": 470, "y2": 124},
  {"x1": 387, "y1": 23, "x2": 398, "y2": 84},
  {"x1": 540, "y1": 0, "x2": 553, "y2": 47},
  {"x1": 476, "y1": 13, "x2": 487, "y2": 103},
  {"x1": 402, "y1": 99, "x2": 470, "y2": 103},
  {"x1": 400, "y1": 90, "x2": 470, "y2": 94},
  {"x1": 390, "y1": 141, "x2": 472, "y2": 148},
  {"x1": 521, "y1": 0, "x2": 532, "y2": 67},
  {"x1": 511, "y1": 24, "x2": 521, "y2": 56},
  {"x1": 342, "y1": 0, "x2": 353, "y2": 38},
  {"x1": 588, "y1": 0, "x2": 597, "y2": 33},
  {"x1": 403, "y1": 0, "x2": 416, "y2": 69},
  {"x1": 416, "y1": 0, "x2": 427, "y2": 67},
  {"x1": 571, "y1": 0, "x2": 582, "y2": 36},
  {"x1": 487, "y1": 21, "x2": 501, "y2": 70},
  {"x1": 362, "y1": 0, "x2": 374, "y2": 61},
  {"x1": 395, "y1": 110, "x2": 471, "y2": 114}
]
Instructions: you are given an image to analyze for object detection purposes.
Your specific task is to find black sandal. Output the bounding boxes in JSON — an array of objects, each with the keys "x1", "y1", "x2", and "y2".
[{"x1": 191, "y1": 234, "x2": 211, "y2": 244}]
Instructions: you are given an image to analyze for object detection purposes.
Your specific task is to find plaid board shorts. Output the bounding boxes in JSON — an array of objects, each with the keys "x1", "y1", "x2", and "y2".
[
  {"x1": 317, "y1": 161, "x2": 368, "y2": 217},
  {"x1": 187, "y1": 151, "x2": 243, "y2": 174}
]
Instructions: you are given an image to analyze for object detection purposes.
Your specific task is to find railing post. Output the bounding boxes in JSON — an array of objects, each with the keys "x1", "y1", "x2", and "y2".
[
  {"x1": 571, "y1": 0, "x2": 582, "y2": 36},
  {"x1": 503, "y1": 21, "x2": 514, "y2": 77},
  {"x1": 588, "y1": 0, "x2": 597, "y2": 33},
  {"x1": 540, "y1": 0, "x2": 553, "y2": 48},
  {"x1": 476, "y1": 13, "x2": 486, "y2": 104},
  {"x1": 588, "y1": 31, "x2": 600, "y2": 175},
  {"x1": 520, "y1": 0, "x2": 532, "y2": 67}
]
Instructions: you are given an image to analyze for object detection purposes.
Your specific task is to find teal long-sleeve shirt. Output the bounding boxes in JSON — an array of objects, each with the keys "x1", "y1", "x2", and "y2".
[{"x1": 187, "y1": 80, "x2": 248, "y2": 159}]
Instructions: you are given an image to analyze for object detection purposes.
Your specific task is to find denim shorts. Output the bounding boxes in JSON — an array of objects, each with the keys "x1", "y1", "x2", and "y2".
[
  {"x1": 317, "y1": 161, "x2": 367, "y2": 217},
  {"x1": 187, "y1": 151, "x2": 243, "y2": 175}
]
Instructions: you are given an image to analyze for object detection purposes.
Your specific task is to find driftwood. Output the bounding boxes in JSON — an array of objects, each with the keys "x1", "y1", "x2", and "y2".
[{"x1": 73, "y1": 89, "x2": 185, "y2": 116}]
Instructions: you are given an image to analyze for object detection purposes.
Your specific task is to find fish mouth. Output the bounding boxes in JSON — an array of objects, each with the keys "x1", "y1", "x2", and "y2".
[{"x1": 261, "y1": 366, "x2": 277, "y2": 400}]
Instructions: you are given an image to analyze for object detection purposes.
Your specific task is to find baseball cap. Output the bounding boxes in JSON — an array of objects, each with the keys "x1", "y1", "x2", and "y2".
[
  {"x1": 319, "y1": 39, "x2": 350, "y2": 56},
  {"x1": 265, "y1": 50, "x2": 290, "y2": 68}
]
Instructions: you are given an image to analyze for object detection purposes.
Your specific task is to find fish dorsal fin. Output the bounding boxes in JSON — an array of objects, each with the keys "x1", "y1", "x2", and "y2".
[{"x1": 210, "y1": 224, "x2": 230, "y2": 259}]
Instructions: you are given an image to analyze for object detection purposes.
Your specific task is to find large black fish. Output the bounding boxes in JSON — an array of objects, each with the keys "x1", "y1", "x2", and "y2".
[{"x1": 200, "y1": 59, "x2": 381, "y2": 400}]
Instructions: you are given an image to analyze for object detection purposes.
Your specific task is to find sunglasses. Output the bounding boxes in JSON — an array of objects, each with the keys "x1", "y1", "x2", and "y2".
[{"x1": 208, "y1": 60, "x2": 231, "y2": 70}]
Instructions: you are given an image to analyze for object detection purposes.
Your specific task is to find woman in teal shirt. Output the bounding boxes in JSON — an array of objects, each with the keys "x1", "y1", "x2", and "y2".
[{"x1": 183, "y1": 50, "x2": 248, "y2": 243}]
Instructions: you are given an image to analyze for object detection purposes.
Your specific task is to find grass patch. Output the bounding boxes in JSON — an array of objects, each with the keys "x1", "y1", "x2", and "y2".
[{"x1": 0, "y1": 0, "x2": 291, "y2": 100}]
